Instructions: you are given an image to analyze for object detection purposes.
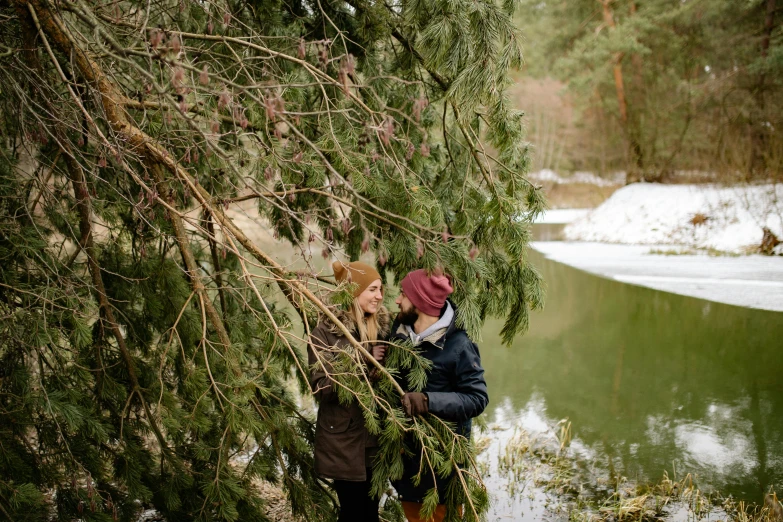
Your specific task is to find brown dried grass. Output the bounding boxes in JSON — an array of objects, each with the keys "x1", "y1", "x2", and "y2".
[{"x1": 542, "y1": 182, "x2": 621, "y2": 209}]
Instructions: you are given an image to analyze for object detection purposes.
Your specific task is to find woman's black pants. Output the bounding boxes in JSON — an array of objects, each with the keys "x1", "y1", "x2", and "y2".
[{"x1": 332, "y1": 468, "x2": 380, "y2": 522}]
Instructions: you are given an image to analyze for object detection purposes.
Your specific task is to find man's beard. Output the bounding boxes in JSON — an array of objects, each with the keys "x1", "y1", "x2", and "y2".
[{"x1": 397, "y1": 306, "x2": 418, "y2": 326}]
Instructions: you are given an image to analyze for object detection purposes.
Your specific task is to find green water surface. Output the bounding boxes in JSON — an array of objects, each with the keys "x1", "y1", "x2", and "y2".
[{"x1": 480, "y1": 249, "x2": 783, "y2": 502}]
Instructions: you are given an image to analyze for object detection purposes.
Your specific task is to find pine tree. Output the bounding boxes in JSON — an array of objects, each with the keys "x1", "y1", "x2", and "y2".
[
  {"x1": 0, "y1": 0, "x2": 543, "y2": 520},
  {"x1": 517, "y1": 0, "x2": 782, "y2": 179}
]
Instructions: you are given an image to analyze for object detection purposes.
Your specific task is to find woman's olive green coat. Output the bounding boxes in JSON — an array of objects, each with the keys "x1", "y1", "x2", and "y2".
[{"x1": 307, "y1": 306, "x2": 390, "y2": 481}]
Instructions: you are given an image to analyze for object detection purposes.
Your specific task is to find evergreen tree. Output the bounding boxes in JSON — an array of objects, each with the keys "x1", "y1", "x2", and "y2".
[
  {"x1": 0, "y1": 0, "x2": 543, "y2": 520},
  {"x1": 516, "y1": 0, "x2": 782, "y2": 180}
]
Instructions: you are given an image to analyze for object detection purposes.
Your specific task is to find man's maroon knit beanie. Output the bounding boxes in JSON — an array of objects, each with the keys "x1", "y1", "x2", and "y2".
[{"x1": 400, "y1": 269, "x2": 453, "y2": 316}]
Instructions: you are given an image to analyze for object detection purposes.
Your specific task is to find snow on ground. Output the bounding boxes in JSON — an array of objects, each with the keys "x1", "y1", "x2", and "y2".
[
  {"x1": 532, "y1": 242, "x2": 783, "y2": 312},
  {"x1": 564, "y1": 183, "x2": 783, "y2": 253},
  {"x1": 533, "y1": 208, "x2": 592, "y2": 224}
]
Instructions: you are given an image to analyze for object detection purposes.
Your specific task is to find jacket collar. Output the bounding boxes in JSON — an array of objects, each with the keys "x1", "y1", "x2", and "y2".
[{"x1": 393, "y1": 299, "x2": 459, "y2": 349}]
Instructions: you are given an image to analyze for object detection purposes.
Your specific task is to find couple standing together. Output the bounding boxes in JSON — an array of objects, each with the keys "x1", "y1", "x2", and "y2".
[{"x1": 308, "y1": 261, "x2": 488, "y2": 522}]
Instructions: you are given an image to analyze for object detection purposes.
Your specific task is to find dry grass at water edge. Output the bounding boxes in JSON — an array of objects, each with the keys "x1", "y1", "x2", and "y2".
[
  {"x1": 647, "y1": 247, "x2": 742, "y2": 257},
  {"x1": 486, "y1": 421, "x2": 782, "y2": 522}
]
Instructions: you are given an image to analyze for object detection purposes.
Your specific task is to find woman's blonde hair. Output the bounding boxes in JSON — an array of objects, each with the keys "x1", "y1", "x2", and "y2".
[{"x1": 350, "y1": 298, "x2": 380, "y2": 344}]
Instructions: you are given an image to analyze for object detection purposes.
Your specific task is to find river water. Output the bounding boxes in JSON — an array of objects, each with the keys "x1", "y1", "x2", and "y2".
[{"x1": 479, "y1": 245, "x2": 783, "y2": 510}]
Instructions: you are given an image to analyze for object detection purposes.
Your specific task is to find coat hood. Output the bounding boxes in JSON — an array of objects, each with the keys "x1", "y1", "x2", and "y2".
[{"x1": 392, "y1": 299, "x2": 460, "y2": 349}]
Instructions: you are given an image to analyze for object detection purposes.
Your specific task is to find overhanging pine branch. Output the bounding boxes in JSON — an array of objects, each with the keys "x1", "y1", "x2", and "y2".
[
  {"x1": 22, "y1": 0, "x2": 176, "y2": 461},
  {"x1": 19, "y1": 0, "x2": 405, "y2": 396}
]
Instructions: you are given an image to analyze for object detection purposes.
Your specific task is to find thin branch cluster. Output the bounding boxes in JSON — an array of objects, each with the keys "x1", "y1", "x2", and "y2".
[{"x1": 0, "y1": 0, "x2": 544, "y2": 520}]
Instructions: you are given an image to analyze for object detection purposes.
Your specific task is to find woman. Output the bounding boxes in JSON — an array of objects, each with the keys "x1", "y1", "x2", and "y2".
[{"x1": 308, "y1": 261, "x2": 389, "y2": 522}]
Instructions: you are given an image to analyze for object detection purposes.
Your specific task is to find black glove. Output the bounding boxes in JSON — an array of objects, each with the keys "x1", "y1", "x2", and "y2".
[{"x1": 402, "y1": 392, "x2": 429, "y2": 417}]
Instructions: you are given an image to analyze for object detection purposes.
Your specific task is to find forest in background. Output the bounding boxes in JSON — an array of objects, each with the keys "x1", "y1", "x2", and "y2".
[{"x1": 513, "y1": 0, "x2": 782, "y2": 183}]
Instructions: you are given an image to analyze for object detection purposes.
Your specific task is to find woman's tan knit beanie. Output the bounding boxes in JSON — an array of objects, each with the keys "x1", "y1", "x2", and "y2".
[{"x1": 332, "y1": 261, "x2": 382, "y2": 297}]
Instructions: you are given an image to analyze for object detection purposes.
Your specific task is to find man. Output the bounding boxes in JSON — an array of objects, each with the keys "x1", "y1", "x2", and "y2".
[{"x1": 391, "y1": 269, "x2": 488, "y2": 522}]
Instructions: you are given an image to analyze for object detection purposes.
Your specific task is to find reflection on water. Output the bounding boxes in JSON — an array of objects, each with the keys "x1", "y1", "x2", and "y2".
[{"x1": 480, "y1": 249, "x2": 783, "y2": 502}]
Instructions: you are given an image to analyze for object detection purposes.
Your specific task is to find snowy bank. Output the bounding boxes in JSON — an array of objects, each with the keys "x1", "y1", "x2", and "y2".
[
  {"x1": 564, "y1": 183, "x2": 783, "y2": 253},
  {"x1": 532, "y1": 242, "x2": 783, "y2": 312}
]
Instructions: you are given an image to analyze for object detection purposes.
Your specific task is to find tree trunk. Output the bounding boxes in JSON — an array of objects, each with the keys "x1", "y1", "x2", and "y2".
[
  {"x1": 750, "y1": 0, "x2": 776, "y2": 177},
  {"x1": 761, "y1": 0, "x2": 776, "y2": 59},
  {"x1": 599, "y1": 0, "x2": 644, "y2": 182},
  {"x1": 629, "y1": 2, "x2": 648, "y2": 176},
  {"x1": 629, "y1": 2, "x2": 644, "y2": 99},
  {"x1": 599, "y1": 1, "x2": 628, "y2": 125}
]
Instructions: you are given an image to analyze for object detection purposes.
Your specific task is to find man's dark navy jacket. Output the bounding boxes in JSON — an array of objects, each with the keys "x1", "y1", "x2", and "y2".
[{"x1": 390, "y1": 301, "x2": 489, "y2": 503}]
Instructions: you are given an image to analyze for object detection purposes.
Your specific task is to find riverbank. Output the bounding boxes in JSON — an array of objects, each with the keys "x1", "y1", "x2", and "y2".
[
  {"x1": 563, "y1": 183, "x2": 783, "y2": 254},
  {"x1": 531, "y1": 241, "x2": 783, "y2": 312},
  {"x1": 478, "y1": 419, "x2": 782, "y2": 522},
  {"x1": 530, "y1": 181, "x2": 783, "y2": 311}
]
